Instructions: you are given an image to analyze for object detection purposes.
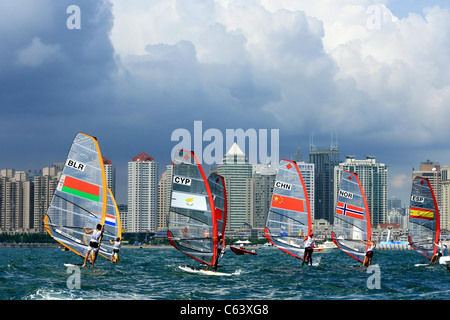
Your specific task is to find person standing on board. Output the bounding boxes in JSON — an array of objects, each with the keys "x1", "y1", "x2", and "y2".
[
  {"x1": 431, "y1": 241, "x2": 443, "y2": 264},
  {"x1": 82, "y1": 224, "x2": 103, "y2": 267},
  {"x1": 302, "y1": 232, "x2": 315, "y2": 266},
  {"x1": 110, "y1": 237, "x2": 121, "y2": 263},
  {"x1": 362, "y1": 239, "x2": 376, "y2": 266},
  {"x1": 208, "y1": 233, "x2": 224, "y2": 272}
]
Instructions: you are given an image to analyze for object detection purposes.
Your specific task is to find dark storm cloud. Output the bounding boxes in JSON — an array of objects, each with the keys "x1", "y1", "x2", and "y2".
[
  {"x1": 2, "y1": 0, "x2": 450, "y2": 206},
  {"x1": 0, "y1": 0, "x2": 116, "y2": 168}
]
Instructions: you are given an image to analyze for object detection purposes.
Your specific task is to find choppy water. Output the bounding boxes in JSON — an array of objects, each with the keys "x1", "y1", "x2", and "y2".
[{"x1": 0, "y1": 246, "x2": 449, "y2": 302}]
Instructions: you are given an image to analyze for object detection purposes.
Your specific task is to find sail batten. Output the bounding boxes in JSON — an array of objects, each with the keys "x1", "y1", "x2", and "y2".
[
  {"x1": 44, "y1": 133, "x2": 121, "y2": 261},
  {"x1": 332, "y1": 171, "x2": 371, "y2": 263},
  {"x1": 408, "y1": 176, "x2": 440, "y2": 260},
  {"x1": 168, "y1": 150, "x2": 227, "y2": 267},
  {"x1": 265, "y1": 160, "x2": 312, "y2": 260}
]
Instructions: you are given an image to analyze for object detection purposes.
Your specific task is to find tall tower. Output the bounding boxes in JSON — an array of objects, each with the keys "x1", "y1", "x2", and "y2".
[
  {"x1": 440, "y1": 166, "x2": 450, "y2": 232},
  {"x1": 0, "y1": 169, "x2": 32, "y2": 232},
  {"x1": 309, "y1": 143, "x2": 340, "y2": 224},
  {"x1": 252, "y1": 164, "x2": 276, "y2": 232},
  {"x1": 127, "y1": 152, "x2": 159, "y2": 233},
  {"x1": 103, "y1": 156, "x2": 116, "y2": 198},
  {"x1": 412, "y1": 160, "x2": 440, "y2": 207},
  {"x1": 335, "y1": 156, "x2": 388, "y2": 228},
  {"x1": 215, "y1": 143, "x2": 253, "y2": 233},
  {"x1": 157, "y1": 165, "x2": 173, "y2": 231},
  {"x1": 33, "y1": 163, "x2": 63, "y2": 232}
]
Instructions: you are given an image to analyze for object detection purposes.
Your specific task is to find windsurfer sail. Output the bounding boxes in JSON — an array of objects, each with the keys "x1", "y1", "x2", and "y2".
[
  {"x1": 408, "y1": 176, "x2": 440, "y2": 261},
  {"x1": 264, "y1": 159, "x2": 312, "y2": 260},
  {"x1": 43, "y1": 133, "x2": 122, "y2": 262},
  {"x1": 331, "y1": 171, "x2": 371, "y2": 263},
  {"x1": 167, "y1": 150, "x2": 227, "y2": 270}
]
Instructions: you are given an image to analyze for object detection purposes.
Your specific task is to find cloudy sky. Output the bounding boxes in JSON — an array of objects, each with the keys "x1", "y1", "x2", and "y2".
[{"x1": 1, "y1": 0, "x2": 449, "y2": 205}]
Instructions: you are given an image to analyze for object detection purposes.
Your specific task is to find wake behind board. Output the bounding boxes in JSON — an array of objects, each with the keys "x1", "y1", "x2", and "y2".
[
  {"x1": 64, "y1": 263, "x2": 84, "y2": 267},
  {"x1": 414, "y1": 263, "x2": 429, "y2": 267},
  {"x1": 178, "y1": 265, "x2": 236, "y2": 276}
]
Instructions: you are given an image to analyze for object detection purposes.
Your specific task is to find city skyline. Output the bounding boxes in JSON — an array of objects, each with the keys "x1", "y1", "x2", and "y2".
[
  {"x1": 2, "y1": 0, "x2": 450, "y2": 211},
  {"x1": 2, "y1": 140, "x2": 449, "y2": 207}
]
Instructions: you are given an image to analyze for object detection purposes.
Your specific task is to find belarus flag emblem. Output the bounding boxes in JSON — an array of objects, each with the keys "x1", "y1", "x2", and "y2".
[{"x1": 105, "y1": 214, "x2": 116, "y2": 227}]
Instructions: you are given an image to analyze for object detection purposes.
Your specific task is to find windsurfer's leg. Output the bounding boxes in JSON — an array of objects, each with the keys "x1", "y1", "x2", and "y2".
[
  {"x1": 91, "y1": 251, "x2": 98, "y2": 267},
  {"x1": 82, "y1": 250, "x2": 91, "y2": 267}
]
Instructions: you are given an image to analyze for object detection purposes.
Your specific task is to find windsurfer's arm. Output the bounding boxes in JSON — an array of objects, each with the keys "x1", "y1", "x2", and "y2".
[{"x1": 84, "y1": 228, "x2": 93, "y2": 234}]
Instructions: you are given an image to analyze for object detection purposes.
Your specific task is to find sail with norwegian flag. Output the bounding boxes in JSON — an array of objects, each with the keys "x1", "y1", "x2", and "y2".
[
  {"x1": 167, "y1": 149, "x2": 227, "y2": 269},
  {"x1": 408, "y1": 176, "x2": 440, "y2": 260},
  {"x1": 332, "y1": 170, "x2": 371, "y2": 263},
  {"x1": 264, "y1": 159, "x2": 312, "y2": 260}
]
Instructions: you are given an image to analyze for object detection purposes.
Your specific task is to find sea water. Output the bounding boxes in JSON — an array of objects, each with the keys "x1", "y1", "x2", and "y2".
[{"x1": 0, "y1": 246, "x2": 449, "y2": 301}]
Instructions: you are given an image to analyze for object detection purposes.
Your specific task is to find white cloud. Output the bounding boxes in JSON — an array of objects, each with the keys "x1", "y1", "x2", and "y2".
[
  {"x1": 391, "y1": 173, "x2": 409, "y2": 189},
  {"x1": 109, "y1": 0, "x2": 450, "y2": 151},
  {"x1": 16, "y1": 37, "x2": 63, "y2": 67}
]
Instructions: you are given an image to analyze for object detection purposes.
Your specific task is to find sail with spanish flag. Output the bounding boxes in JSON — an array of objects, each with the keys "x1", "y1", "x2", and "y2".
[
  {"x1": 331, "y1": 171, "x2": 371, "y2": 263},
  {"x1": 43, "y1": 133, "x2": 122, "y2": 262},
  {"x1": 167, "y1": 149, "x2": 227, "y2": 268},
  {"x1": 408, "y1": 176, "x2": 440, "y2": 260},
  {"x1": 264, "y1": 159, "x2": 312, "y2": 260}
]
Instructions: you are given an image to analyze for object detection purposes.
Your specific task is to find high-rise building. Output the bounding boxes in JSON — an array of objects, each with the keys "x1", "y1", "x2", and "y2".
[
  {"x1": 440, "y1": 166, "x2": 450, "y2": 232},
  {"x1": 0, "y1": 169, "x2": 33, "y2": 233},
  {"x1": 252, "y1": 164, "x2": 276, "y2": 232},
  {"x1": 127, "y1": 152, "x2": 159, "y2": 233},
  {"x1": 215, "y1": 143, "x2": 253, "y2": 234},
  {"x1": 335, "y1": 156, "x2": 388, "y2": 228},
  {"x1": 103, "y1": 156, "x2": 116, "y2": 198},
  {"x1": 157, "y1": 165, "x2": 172, "y2": 231},
  {"x1": 309, "y1": 145, "x2": 340, "y2": 223},
  {"x1": 297, "y1": 162, "x2": 315, "y2": 220},
  {"x1": 412, "y1": 160, "x2": 441, "y2": 208},
  {"x1": 33, "y1": 163, "x2": 63, "y2": 232}
]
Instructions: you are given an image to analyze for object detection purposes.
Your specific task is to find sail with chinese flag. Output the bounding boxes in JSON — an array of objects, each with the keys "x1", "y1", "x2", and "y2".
[
  {"x1": 408, "y1": 176, "x2": 440, "y2": 260},
  {"x1": 332, "y1": 171, "x2": 371, "y2": 263},
  {"x1": 265, "y1": 159, "x2": 312, "y2": 260}
]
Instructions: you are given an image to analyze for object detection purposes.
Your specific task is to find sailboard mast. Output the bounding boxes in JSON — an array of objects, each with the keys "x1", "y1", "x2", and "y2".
[
  {"x1": 43, "y1": 133, "x2": 121, "y2": 261},
  {"x1": 167, "y1": 150, "x2": 226, "y2": 267},
  {"x1": 408, "y1": 176, "x2": 440, "y2": 260},
  {"x1": 264, "y1": 159, "x2": 312, "y2": 260},
  {"x1": 331, "y1": 170, "x2": 371, "y2": 263}
]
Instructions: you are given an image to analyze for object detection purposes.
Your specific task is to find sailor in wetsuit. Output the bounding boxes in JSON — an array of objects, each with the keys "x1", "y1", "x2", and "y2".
[{"x1": 82, "y1": 224, "x2": 103, "y2": 267}]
